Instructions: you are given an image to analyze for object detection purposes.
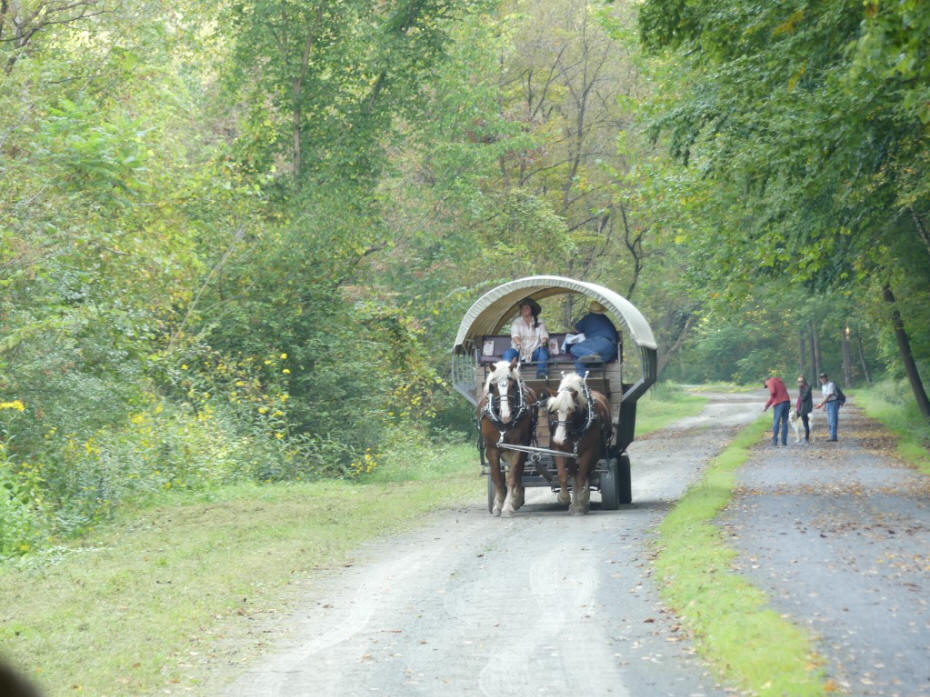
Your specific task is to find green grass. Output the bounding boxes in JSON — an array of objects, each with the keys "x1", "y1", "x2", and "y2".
[
  {"x1": 654, "y1": 414, "x2": 828, "y2": 697},
  {"x1": 852, "y1": 379, "x2": 930, "y2": 475},
  {"x1": 0, "y1": 442, "x2": 477, "y2": 697},
  {"x1": 0, "y1": 384, "x2": 723, "y2": 696},
  {"x1": 635, "y1": 382, "x2": 708, "y2": 436}
]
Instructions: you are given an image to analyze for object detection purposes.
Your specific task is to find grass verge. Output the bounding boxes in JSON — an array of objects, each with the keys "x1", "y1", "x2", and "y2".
[
  {"x1": 851, "y1": 381, "x2": 930, "y2": 475},
  {"x1": 0, "y1": 442, "x2": 477, "y2": 697},
  {"x1": 635, "y1": 382, "x2": 707, "y2": 436},
  {"x1": 653, "y1": 414, "x2": 828, "y2": 697}
]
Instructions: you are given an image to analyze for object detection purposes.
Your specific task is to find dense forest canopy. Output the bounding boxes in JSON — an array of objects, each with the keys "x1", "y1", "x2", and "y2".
[{"x1": 1, "y1": 0, "x2": 928, "y2": 554}]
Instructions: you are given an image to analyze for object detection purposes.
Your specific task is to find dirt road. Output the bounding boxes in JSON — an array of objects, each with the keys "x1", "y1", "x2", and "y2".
[
  {"x1": 216, "y1": 392, "x2": 930, "y2": 697},
  {"x1": 220, "y1": 391, "x2": 759, "y2": 697}
]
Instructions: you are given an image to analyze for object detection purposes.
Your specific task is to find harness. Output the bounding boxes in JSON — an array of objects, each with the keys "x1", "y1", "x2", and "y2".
[
  {"x1": 549, "y1": 377, "x2": 606, "y2": 458},
  {"x1": 482, "y1": 373, "x2": 533, "y2": 434}
]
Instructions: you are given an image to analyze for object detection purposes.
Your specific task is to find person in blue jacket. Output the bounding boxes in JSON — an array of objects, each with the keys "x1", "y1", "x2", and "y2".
[{"x1": 568, "y1": 301, "x2": 619, "y2": 375}]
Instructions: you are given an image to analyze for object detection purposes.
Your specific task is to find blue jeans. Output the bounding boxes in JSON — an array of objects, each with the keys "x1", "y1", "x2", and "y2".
[
  {"x1": 825, "y1": 400, "x2": 839, "y2": 440},
  {"x1": 501, "y1": 346, "x2": 549, "y2": 378},
  {"x1": 772, "y1": 401, "x2": 789, "y2": 445},
  {"x1": 568, "y1": 336, "x2": 617, "y2": 375}
]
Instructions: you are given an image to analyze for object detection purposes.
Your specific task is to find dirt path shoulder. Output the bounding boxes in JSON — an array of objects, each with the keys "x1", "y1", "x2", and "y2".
[{"x1": 719, "y1": 403, "x2": 930, "y2": 696}]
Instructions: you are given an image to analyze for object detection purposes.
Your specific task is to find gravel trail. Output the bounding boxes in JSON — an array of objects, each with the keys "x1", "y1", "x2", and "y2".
[
  {"x1": 214, "y1": 392, "x2": 930, "y2": 697},
  {"x1": 720, "y1": 402, "x2": 930, "y2": 697},
  {"x1": 220, "y1": 391, "x2": 759, "y2": 697}
]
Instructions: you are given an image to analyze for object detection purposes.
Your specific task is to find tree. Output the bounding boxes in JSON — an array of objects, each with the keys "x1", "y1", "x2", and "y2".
[{"x1": 638, "y1": 0, "x2": 930, "y2": 414}]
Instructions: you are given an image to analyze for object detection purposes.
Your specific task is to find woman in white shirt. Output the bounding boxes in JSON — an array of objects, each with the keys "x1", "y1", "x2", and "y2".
[{"x1": 501, "y1": 297, "x2": 550, "y2": 379}]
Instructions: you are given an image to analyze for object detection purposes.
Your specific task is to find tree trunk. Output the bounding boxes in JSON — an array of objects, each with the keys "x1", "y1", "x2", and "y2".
[
  {"x1": 856, "y1": 332, "x2": 872, "y2": 386},
  {"x1": 809, "y1": 320, "x2": 821, "y2": 378},
  {"x1": 798, "y1": 330, "x2": 807, "y2": 380},
  {"x1": 883, "y1": 284, "x2": 930, "y2": 419},
  {"x1": 842, "y1": 325, "x2": 852, "y2": 386},
  {"x1": 911, "y1": 206, "x2": 930, "y2": 262},
  {"x1": 656, "y1": 312, "x2": 695, "y2": 378}
]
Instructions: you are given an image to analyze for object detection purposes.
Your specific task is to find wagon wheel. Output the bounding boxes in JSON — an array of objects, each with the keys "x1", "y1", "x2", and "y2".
[
  {"x1": 617, "y1": 454, "x2": 632, "y2": 505},
  {"x1": 601, "y1": 454, "x2": 632, "y2": 509}
]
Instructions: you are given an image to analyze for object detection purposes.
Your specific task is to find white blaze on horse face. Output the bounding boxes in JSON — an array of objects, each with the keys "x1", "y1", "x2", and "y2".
[
  {"x1": 486, "y1": 361, "x2": 515, "y2": 424},
  {"x1": 548, "y1": 389, "x2": 574, "y2": 446},
  {"x1": 496, "y1": 374, "x2": 512, "y2": 423}
]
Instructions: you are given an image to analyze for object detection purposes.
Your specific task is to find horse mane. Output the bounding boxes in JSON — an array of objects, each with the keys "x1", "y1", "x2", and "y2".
[
  {"x1": 484, "y1": 359, "x2": 519, "y2": 392},
  {"x1": 548, "y1": 373, "x2": 588, "y2": 414}
]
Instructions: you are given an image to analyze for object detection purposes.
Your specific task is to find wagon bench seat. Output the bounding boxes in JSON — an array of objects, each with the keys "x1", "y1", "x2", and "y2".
[
  {"x1": 476, "y1": 333, "x2": 617, "y2": 366},
  {"x1": 477, "y1": 333, "x2": 618, "y2": 401}
]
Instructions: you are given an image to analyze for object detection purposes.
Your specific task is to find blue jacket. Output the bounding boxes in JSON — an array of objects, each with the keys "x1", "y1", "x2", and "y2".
[{"x1": 575, "y1": 312, "x2": 618, "y2": 343}]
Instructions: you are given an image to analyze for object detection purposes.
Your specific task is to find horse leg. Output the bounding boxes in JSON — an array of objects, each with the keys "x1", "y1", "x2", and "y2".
[
  {"x1": 570, "y1": 453, "x2": 592, "y2": 515},
  {"x1": 510, "y1": 452, "x2": 526, "y2": 510},
  {"x1": 487, "y1": 447, "x2": 505, "y2": 517},
  {"x1": 554, "y1": 454, "x2": 571, "y2": 506},
  {"x1": 501, "y1": 451, "x2": 524, "y2": 517}
]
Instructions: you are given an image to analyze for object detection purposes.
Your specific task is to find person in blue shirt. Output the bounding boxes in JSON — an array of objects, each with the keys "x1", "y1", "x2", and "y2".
[{"x1": 568, "y1": 301, "x2": 619, "y2": 375}]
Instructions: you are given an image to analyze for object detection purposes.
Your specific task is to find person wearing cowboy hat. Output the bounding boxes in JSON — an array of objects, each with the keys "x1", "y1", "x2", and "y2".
[
  {"x1": 501, "y1": 297, "x2": 550, "y2": 379},
  {"x1": 567, "y1": 300, "x2": 619, "y2": 375}
]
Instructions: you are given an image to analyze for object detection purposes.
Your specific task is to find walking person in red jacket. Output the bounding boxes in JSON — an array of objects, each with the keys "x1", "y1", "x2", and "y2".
[{"x1": 763, "y1": 376, "x2": 792, "y2": 446}]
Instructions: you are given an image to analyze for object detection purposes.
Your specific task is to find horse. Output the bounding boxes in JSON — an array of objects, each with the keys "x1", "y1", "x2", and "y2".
[
  {"x1": 547, "y1": 372, "x2": 612, "y2": 515},
  {"x1": 478, "y1": 357, "x2": 538, "y2": 517}
]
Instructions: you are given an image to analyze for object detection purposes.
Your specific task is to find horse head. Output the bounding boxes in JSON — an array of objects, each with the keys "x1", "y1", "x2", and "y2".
[
  {"x1": 484, "y1": 357, "x2": 521, "y2": 424},
  {"x1": 548, "y1": 372, "x2": 589, "y2": 446}
]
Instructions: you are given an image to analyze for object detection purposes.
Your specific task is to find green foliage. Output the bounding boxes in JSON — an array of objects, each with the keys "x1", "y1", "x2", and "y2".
[
  {"x1": 855, "y1": 378, "x2": 930, "y2": 474},
  {"x1": 636, "y1": 0, "x2": 930, "y2": 401},
  {"x1": 223, "y1": 0, "x2": 485, "y2": 189},
  {"x1": 2, "y1": 0, "x2": 926, "y2": 562}
]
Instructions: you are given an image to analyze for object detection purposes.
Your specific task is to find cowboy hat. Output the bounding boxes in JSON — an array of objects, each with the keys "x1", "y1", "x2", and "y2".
[{"x1": 589, "y1": 300, "x2": 607, "y2": 313}]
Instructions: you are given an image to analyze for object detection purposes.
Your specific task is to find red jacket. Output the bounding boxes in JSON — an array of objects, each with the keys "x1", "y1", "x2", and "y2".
[{"x1": 764, "y1": 377, "x2": 791, "y2": 409}]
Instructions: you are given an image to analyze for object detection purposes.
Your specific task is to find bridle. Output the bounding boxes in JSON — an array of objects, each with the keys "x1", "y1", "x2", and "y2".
[
  {"x1": 549, "y1": 377, "x2": 599, "y2": 452},
  {"x1": 483, "y1": 370, "x2": 529, "y2": 432}
]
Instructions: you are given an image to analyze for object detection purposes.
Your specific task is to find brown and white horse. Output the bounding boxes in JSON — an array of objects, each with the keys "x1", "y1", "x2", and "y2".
[
  {"x1": 478, "y1": 358, "x2": 538, "y2": 517},
  {"x1": 547, "y1": 373, "x2": 612, "y2": 515}
]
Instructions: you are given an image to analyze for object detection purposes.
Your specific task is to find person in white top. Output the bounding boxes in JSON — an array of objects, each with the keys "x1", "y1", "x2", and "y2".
[
  {"x1": 501, "y1": 297, "x2": 550, "y2": 379},
  {"x1": 815, "y1": 372, "x2": 839, "y2": 441}
]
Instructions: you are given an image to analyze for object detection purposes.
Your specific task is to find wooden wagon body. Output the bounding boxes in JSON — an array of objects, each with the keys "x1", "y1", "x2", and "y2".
[{"x1": 451, "y1": 276, "x2": 658, "y2": 509}]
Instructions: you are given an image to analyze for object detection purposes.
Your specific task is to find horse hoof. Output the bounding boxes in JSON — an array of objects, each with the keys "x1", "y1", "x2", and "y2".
[
  {"x1": 558, "y1": 492, "x2": 571, "y2": 506},
  {"x1": 501, "y1": 506, "x2": 515, "y2": 518}
]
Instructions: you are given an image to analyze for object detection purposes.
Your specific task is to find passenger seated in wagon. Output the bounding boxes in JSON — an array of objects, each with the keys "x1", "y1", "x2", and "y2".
[
  {"x1": 500, "y1": 297, "x2": 550, "y2": 379},
  {"x1": 567, "y1": 301, "x2": 619, "y2": 375}
]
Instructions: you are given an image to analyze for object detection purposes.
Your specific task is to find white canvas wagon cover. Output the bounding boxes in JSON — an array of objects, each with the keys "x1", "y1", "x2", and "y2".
[
  {"x1": 453, "y1": 275, "x2": 656, "y2": 350},
  {"x1": 452, "y1": 275, "x2": 658, "y2": 406}
]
